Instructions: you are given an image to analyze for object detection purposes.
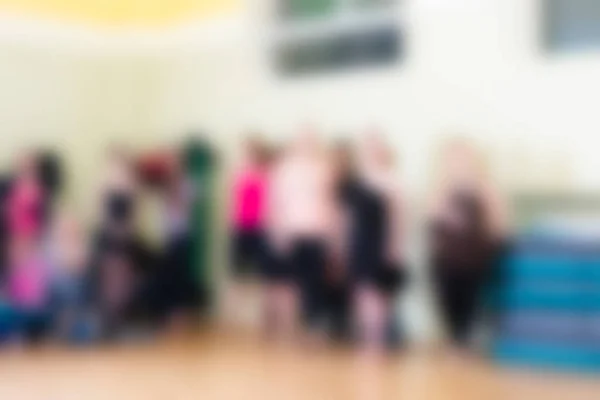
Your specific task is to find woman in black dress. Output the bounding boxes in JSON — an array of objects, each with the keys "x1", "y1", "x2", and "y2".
[
  {"x1": 343, "y1": 132, "x2": 404, "y2": 352},
  {"x1": 428, "y1": 139, "x2": 507, "y2": 350},
  {"x1": 91, "y1": 146, "x2": 143, "y2": 338}
]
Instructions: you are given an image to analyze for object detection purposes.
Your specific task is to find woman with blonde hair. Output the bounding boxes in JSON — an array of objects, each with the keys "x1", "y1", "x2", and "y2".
[
  {"x1": 267, "y1": 127, "x2": 337, "y2": 341},
  {"x1": 428, "y1": 137, "x2": 508, "y2": 351},
  {"x1": 341, "y1": 130, "x2": 405, "y2": 353}
]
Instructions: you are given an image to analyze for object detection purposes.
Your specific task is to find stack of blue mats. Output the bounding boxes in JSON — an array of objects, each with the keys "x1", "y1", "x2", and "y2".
[{"x1": 492, "y1": 229, "x2": 600, "y2": 372}]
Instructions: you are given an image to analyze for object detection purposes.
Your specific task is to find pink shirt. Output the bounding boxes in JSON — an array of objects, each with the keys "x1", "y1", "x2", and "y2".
[
  {"x1": 9, "y1": 254, "x2": 48, "y2": 310},
  {"x1": 231, "y1": 166, "x2": 268, "y2": 231},
  {"x1": 270, "y1": 155, "x2": 335, "y2": 240},
  {"x1": 7, "y1": 178, "x2": 43, "y2": 240}
]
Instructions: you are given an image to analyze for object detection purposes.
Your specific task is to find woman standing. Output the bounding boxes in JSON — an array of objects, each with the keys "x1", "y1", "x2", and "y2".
[
  {"x1": 6, "y1": 152, "x2": 51, "y2": 342},
  {"x1": 227, "y1": 136, "x2": 270, "y2": 330},
  {"x1": 343, "y1": 132, "x2": 405, "y2": 353},
  {"x1": 323, "y1": 141, "x2": 355, "y2": 342},
  {"x1": 428, "y1": 138, "x2": 507, "y2": 351},
  {"x1": 156, "y1": 148, "x2": 199, "y2": 332},
  {"x1": 229, "y1": 137, "x2": 270, "y2": 278},
  {"x1": 267, "y1": 129, "x2": 337, "y2": 342}
]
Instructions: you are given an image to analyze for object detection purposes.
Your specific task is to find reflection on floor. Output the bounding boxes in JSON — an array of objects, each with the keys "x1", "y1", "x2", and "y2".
[{"x1": 0, "y1": 329, "x2": 598, "y2": 400}]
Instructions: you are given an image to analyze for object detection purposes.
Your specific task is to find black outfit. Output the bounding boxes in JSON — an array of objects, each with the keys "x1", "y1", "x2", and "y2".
[
  {"x1": 342, "y1": 177, "x2": 402, "y2": 293},
  {"x1": 322, "y1": 276, "x2": 351, "y2": 341},
  {"x1": 341, "y1": 176, "x2": 406, "y2": 347},
  {"x1": 0, "y1": 176, "x2": 12, "y2": 281},
  {"x1": 230, "y1": 228, "x2": 268, "y2": 277},
  {"x1": 430, "y1": 190, "x2": 494, "y2": 345},
  {"x1": 89, "y1": 190, "x2": 147, "y2": 337},
  {"x1": 36, "y1": 151, "x2": 63, "y2": 229},
  {"x1": 89, "y1": 230, "x2": 150, "y2": 312},
  {"x1": 152, "y1": 232, "x2": 200, "y2": 321},
  {"x1": 94, "y1": 190, "x2": 138, "y2": 269},
  {"x1": 287, "y1": 237, "x2": 328, "y2": 329},
  {"x1": 105, "y1": 191, "x2": 135, "y2": 227},
  {"x1": 36, "y1": 151, "x2": 62, "y2": 196},
  {"x1": 261, "y1": 241, "x2": 289, "y2": 282},
  {"x1": 316, "y1": 174, "x2": 357, "y2": 341}
]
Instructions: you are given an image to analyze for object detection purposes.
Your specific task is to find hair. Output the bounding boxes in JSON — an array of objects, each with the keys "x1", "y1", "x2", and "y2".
[
  {"x1": 430, "y1": 136, "x2": 489, "y2": 191},
  {"x1": 107, "y1": 143, "x2": 133, "y2": 164},
  {"x1": 358, "y1": 130, "x2": 396, "y2": 170},
  {"x1": 379, "y1": 143, "x2": 396, "y2": 169},
  {"x1": 332, "y1": 139, "x2": 354, "y2": 173},
  {"x1": 428, "y1": 135, "x2": 507, "y2": 236},
  {"x1": 36, "y1": 150, "x2": 63, "y2": 197},
  {"x1": 15, "y1": 149, "x2": 38, "y2": 175},
  {"x1": 333, "y1": 139, "x2": 351, "y2": 154},
  {"x1": 244, "y1": 133, "x2": 271, "y2": 167}
]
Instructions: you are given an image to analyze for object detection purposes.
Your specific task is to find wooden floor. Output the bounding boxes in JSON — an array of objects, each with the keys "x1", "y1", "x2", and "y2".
[{"x1": 0, "y1": 330, "x2": 598, "y2": 400}]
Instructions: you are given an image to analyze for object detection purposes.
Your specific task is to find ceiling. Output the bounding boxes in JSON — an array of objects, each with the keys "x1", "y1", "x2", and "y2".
[{"x1": 0, "y1": 0, "x2": 239, "y2": 27}]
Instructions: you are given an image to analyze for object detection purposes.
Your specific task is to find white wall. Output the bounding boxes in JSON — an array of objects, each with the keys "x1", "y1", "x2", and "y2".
[
  {"x1": 153, "y1": 0, "x2": 600, "y2": 191},
  {"x1": 4, "y1": 1, "x2": 598, "y2": 204}
]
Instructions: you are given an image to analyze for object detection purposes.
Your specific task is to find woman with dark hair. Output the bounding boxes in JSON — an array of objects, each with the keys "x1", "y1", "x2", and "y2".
[
  {"x1": 6, "y1": 152, "x2": 51, "y2": 343},
  {"x1": 0, "y1": 176, "x2": 12, "y2": 282},
  {"x1": 154, "y1": 148, "x2": 199, "y2": 332},
  {"x1": 226, "y1": 136, "x2": 271, "y2": 331},
  {"x1": 35, "y1": 150, "x2": 63, "y2": 231},
  {"x1": 323, "y1": 140, "x2": 354, "y2": 342}
]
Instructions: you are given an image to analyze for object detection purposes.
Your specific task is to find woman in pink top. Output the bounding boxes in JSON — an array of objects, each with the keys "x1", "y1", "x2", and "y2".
[
  {"x1": 5, "y1": 153, "x2": 50, "y2": 341},
  {"x1": 9, "y1": 238, "x2": 48, "y2": 311},
  {"x1": 226, "y1": 136, "x2": 273, "y2": 332},
  {"x1": 7, "y1": 153, "x2": 44, "y2": 244},
  {"x1": 8, "y1": 233, "x2": 51, "y2": 343},
  {"x1": 230, "y1": 137, "x2": 270, "y2": 277}
]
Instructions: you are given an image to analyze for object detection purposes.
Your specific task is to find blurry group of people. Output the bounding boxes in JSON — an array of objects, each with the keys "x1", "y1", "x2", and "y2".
[
  {"x1": 228, "y1": 130, "x2": 508, "y2": 354},
  {"x1": 0, "y1": 128, "x2": 508, "y2": 354},
  {"x1": 0, "y1": 142, "x2": 205, "y2": 345}
]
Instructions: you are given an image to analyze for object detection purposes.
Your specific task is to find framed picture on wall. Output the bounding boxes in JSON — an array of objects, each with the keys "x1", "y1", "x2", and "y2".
[
  {"x1": 271, "y1": 0, "x2": 404, "y2": 76},
  {"x1": 544, "y1": 0, "x2": 600, "y2": 52}
]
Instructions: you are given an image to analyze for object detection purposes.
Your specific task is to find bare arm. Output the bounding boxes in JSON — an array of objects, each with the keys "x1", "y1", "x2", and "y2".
[
  {"x1": 225, "y1": 167, "x2": 240, "y2": 231},
  {"x1": 386, "y1": 179, "x2": 404, "y2": 264},
  {"x1": 483, "y1": 182, "x2": 511, "y2": 241},
  {"x1": 265, "y1": 163, "x2": 285, "y2": 253}
]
